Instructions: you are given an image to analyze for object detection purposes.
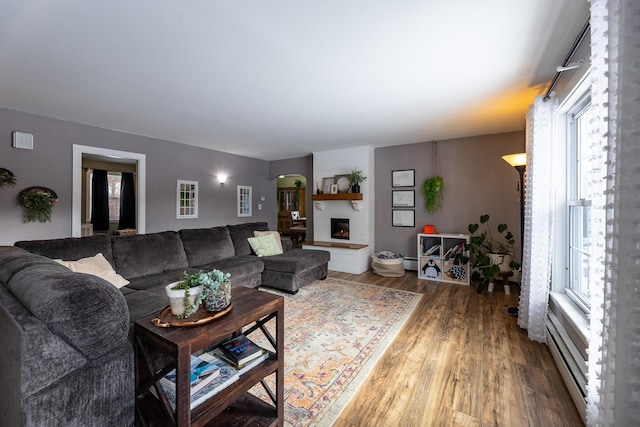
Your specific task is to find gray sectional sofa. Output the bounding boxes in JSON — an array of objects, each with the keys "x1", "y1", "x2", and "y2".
[{"x1": 0, "y1": 222, "x2": 329, "y2": 426}]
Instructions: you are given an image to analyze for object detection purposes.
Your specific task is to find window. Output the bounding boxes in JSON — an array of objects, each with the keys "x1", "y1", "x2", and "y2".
[
  {"x1": 88, "y1": 170, "x2": 121, "y2": 222},
  {"x1": 177, "y1": 180, "x2": 198, "y2": 219},
  {"x1": 566, "y1": 94, "x2": 593, "y2": 312},
  {"x1": 237, "y1": 185, "x2": 252, "y2": 217}
]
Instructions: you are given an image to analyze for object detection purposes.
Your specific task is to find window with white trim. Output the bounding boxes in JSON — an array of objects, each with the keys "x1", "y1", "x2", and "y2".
[{"x1": 566, "y1": 94, "x2": 592, "y2": 312}]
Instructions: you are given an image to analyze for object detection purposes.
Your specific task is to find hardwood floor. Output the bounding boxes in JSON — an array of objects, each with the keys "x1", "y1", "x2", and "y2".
[{"x1": 327, "y1": 270, "x2": 583, "y2": 427}]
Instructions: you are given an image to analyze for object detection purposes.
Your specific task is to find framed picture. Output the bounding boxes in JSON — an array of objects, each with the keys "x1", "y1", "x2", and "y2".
[
  {"x1": 237, "y1": 185, "x2": 252, "y2": 217},
  {"x1": 322, "y1": 177, "x2": 335, "y2": 194},
  {"x1": 392, "y1": 190, "x2": 415, "y2": 207},
  {"x1": 330, "y1": 184, "x2": 338, "y2": 194},
  {"x1": 176, "y1": 180, "x2": 198, "y2": 219},
  {"x1": 392, "y1": 210, "x2": 415, "y2": 227},
  {"x1": 392, "y1": 169, "x2": 415, "y2": 187}
]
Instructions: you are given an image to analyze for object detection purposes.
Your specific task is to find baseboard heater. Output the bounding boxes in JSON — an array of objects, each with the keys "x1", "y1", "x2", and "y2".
[
  {"x1": 546, "y1": 313, "x2": 587, "y2": 421},
  {"x1": 403, "y1": 257, "x2": 418, "y2": 271}
]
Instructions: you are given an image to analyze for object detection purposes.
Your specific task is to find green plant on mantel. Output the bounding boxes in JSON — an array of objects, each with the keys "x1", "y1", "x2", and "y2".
[
  {"x1": 18, "y1": 188, "x2": 57, "y2": 222},
  {"x1": 453, "y1": 214, "x2": 521, "y2": 293},
  {"x1": 348, "y1": 168, "x2": 367, "y2": 185}
]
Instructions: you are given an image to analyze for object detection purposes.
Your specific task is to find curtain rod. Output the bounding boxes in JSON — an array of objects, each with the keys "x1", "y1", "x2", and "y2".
[{"x1": 543, "y1": 19, "x2": 590, "y2": 101}]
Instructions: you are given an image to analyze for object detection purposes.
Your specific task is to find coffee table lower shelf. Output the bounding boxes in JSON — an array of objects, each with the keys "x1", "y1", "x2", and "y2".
[{"x1": 137, "y1": 392, "x2": 278, "y2": 427}]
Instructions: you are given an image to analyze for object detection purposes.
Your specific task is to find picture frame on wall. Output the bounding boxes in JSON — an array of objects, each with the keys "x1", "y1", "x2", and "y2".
[
  {"x1": 392, "y1": 209, "x2": 415, "y2": 227},
  {"x1": 392, "y1": 190, "x2": 415, "y2": 207},
  {"x1": 322, "y1": 177, "x2": 335, "y2": 194},
  {"x1": 392, "y1": 169, "x2": 415, "y2": 187}
]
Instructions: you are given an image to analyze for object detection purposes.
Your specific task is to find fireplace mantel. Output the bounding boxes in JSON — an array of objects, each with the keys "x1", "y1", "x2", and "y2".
[{"x1": 312, "y1": 193, "x2": 363, "y2": 210}]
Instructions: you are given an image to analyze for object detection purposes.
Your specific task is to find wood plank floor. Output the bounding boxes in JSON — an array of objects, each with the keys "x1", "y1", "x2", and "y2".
[{"x1": 327, "y1": 270, "x2": 584, "y2": 427}]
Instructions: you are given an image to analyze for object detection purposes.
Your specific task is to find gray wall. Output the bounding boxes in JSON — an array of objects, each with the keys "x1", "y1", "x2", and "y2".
[
  {"x1": 0, "y1": 108, "x2": 277, "y2": 245},
  {"x1": 375, "y1": 131, "x2": 525, "y2": 259}
]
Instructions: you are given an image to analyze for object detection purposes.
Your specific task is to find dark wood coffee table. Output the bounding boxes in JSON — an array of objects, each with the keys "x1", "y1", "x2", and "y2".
[{"x1": 134, "y1": 286, "x2": 284, "y2": 427}]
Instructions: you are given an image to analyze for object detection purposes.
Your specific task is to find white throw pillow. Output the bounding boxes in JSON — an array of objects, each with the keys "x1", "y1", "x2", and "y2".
[
  {"x1": 57, "y1": 253, "x2": 130, "y2": 288},
  {"x1": 247, "y1": 234, "x2": 283, "y2": 257},
  {"x1": 253, "y1": 230, "x2": 283, "y2": 251}
]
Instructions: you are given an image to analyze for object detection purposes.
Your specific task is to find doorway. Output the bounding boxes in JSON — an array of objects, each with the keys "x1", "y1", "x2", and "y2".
[{"x1": 72, "y1": 145, "x2": 146, "y2": 237}]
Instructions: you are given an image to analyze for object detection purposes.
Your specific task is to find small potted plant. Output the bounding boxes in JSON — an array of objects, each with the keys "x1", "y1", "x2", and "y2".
[
  {"x1": 348, "y1": 168, "x2": 367, "y2": 194},
  {"x1": 166, "y1": 269, "x2": 232, "y2": 319},
  {"x1": 422, "y1": 176, "x2": 445, "y2": 214},
  {"x1": 0, "y1": 168, "x2": 17, "y2": 188},
  {"x1": 453, "y1": 214, "x2": 520, "y2": 293},
  {"x1": 18, "y1": 187, "x2": 57, "y2": 222}
]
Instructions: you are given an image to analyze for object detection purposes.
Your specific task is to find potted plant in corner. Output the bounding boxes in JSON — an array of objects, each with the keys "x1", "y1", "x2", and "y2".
[
  {"x1": 166, "y1": 269, "x2": 232, "y2": 319},
  {"x1": 348, "y1": 168, "x2": 367, "y2": 193},
  {"x1": 453, "y1": 214, "x2": 521, "y2": 293}
]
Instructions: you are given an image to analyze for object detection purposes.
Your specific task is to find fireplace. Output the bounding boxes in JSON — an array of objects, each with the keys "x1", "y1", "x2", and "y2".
[{"x1": 331, "y1": 218, "x2": 350, "y2": 240}]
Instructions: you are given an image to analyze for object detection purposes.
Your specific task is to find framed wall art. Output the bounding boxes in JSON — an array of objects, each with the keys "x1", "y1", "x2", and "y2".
[
  {"x1": 392, "y1": 190, "x2": 415, "y2": 207},
  {"x1": 237, "y1": 185, "x2": 252, "y2": 217},
  {"x1": 392, "y1": 209, "x2": 415, "y2": 227},
  {"x1": 392, "y1": 169, "x2": 415, "y2": 187},
  {"x1": 322, "y1": 177, "x2": 335, "y2": 194},
  {"x1": 330, "y1": 184, "x2": 338, "y2": 194},
  {"x1": 177, "y1": 180, "x2": 198, "y2": 219}
]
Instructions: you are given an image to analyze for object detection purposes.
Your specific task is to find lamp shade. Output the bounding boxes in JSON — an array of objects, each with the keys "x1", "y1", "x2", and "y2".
[{"x1": 502, "y1": 153, "x2": 527, "y2": 167}]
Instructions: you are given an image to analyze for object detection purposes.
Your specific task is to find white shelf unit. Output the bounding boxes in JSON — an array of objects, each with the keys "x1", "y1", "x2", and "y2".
[{"x1": 417, "y1": 233, "x2": 470, "y2": 286}]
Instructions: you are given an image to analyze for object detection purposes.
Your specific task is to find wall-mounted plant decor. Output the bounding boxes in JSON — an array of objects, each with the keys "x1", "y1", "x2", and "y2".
[
  {"x1": 422, "y1": 141, "x2": 445, "y2": 214},
  {"x1": 18, "y1": 187, "x2": 57, "y2": 222},
  {"x1": 0, "y1": 168, "x2": 17, "y2": 188}
]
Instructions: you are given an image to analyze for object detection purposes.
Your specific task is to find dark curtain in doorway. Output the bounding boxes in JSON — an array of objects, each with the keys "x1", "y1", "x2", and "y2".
[
  {"x1": 91, "y1": 169, "x2": 109, "y2": 232},
  {"x1": 119, "y1": 172, "x2": 136, "y2": 230}
]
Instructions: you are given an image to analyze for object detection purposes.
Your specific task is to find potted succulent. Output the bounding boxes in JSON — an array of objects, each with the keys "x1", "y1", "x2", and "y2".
[
  {"x1": 348, "y1": 168, "x2": 367, "y2": 193},
  {"x1": 453, "y1": 214, "x2": 521, "y2": 293},
  {"x1": 166, "y1": 269, "x2": 232, "y2": 319},
  {"x1": 18, "y1": 187, "x2": 57, "y2": 222}
]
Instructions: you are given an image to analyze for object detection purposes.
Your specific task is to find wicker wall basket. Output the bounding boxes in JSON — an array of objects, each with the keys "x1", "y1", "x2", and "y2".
[{"x1": 371, "y1": 254, "x2": 405, "y2": 277}]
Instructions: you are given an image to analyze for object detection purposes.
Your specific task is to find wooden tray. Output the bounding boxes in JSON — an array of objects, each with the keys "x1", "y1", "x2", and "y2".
[{"x1": 151, "y1": 304, "x2": 232, "y2": 327}]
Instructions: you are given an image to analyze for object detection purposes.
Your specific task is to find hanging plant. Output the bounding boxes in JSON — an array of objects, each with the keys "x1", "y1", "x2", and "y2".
[
  {"x1": 18, "y1": 187, "x2": 57, "y2": 222},
  {"x1": 0, "y1": 168, "x2": 17, "y2": 188},
  {"x1": 422, "y1": 141, "x2": 445, "y2": 214},
  {"x1": 423, "y1": 176, "x2": 445, "y2": 214}
]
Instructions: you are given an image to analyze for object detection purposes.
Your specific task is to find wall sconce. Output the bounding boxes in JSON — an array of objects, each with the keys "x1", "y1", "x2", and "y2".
[
  {"x1": 217, "y1": 174, "x2": 227, "y2": 185},
  {"x1": 502, "y1": 152, "x2": 527, "y2": 246}
]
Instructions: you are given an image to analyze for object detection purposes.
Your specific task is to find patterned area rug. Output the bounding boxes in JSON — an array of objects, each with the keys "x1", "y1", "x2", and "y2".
[{"x1": 250, "y1": 278, "x2": 422, "y2": 426}]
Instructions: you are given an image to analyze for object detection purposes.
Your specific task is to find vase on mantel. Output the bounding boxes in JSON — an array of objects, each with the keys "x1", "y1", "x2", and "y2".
[{"x1": 351, "y1": 184, "x2": 360, "y2": 194}]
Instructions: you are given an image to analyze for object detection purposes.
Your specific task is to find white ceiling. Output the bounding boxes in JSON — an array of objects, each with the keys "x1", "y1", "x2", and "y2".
[{"x1": 0, "y1": 1, "x2": 589, "y2": 161}]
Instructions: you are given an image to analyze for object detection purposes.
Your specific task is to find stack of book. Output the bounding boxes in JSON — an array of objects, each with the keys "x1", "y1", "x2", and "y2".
[{"x1": 153, "y1": 335, "x2": 269, "y2": 410}]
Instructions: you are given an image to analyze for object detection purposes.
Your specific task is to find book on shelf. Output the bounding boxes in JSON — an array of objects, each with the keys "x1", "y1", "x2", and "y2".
[
  {"x1": 160, "y1": 354, "x2": 221, "y2": 396},
  {"x1": 220, "y1": 334, "x2": 265, "y2": 366},
  {"x1": 211, "y1": 346, "x2": 269, "y2": 374},
  {"x1": 443, "y1": 244, "x2": 459, "y2": 260},
  {"x1": 153, "y1": 355, "x2": 240, "y2": 410},
  {"x1": 424, "y1": 244, "x2": 440, "y2": 256}
]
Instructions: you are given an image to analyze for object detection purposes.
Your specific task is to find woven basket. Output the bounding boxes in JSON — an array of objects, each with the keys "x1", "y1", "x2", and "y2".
[{"x1": 371, "y1": 255, "x2": 405, "y2": 277}]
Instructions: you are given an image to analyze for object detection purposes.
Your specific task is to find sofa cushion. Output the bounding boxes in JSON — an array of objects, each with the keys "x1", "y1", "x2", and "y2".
[
  {"x1": 125, "y1": 268, "x2": 196, "y2": 296},
  {"x1": 6, "y1": 260, "x2": 129, "y2": 360},
  {"x1": 179, "y1": 226, "x2": 236, "y2": 266},
  {"x1": 257, "y1": 248, "x2": 331, "y2": 274},
  {"x1": 112, "y1": 231, "x2": 189, "y2": 279},
  {"x1": 247, "y1": 234, "x2": 283, "y2": 257},
  {"x1": 227, "y1": 222, "x2": 269, "y2": 256},
  {"x1": 254, "y1": 230, "x2": 283, "y2": 251},
  {"x1": 193, "y1": 256, "x2": 264, "y2": 287},
  {"x1": 15, "y1": 235, "x2": 114, "y2": 266}
]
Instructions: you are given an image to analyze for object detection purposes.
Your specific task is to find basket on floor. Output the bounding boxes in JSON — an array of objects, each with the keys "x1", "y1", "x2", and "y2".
[{"x1": 371, "y1": 252, "x2": 405, "y2": 277}]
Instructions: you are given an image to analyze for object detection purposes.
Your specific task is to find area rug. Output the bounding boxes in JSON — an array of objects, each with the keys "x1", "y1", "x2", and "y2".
[{"x1": 250, "y1": 278, "x2": 422, "y2": 426}]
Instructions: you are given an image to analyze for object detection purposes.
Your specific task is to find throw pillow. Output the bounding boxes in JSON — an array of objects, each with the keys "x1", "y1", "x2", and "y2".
[
  {"x1": 254, "y1": 230, "x2": 283, "y2": 252},
  {"x1": 59, "y1": 253, "x2": 130, "y2": 288},
  {"x1": 247, "y1": 234, "x2": 283, "y2": 257}
]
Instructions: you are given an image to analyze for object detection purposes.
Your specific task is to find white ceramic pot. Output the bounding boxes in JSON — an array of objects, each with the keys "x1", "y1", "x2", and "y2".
[
  {"x1": 489, "y1": 253, "x2": 512, "y2": 272},
  {"x1": 165, "y1": 283, "x2": 202, "y2": 317}
]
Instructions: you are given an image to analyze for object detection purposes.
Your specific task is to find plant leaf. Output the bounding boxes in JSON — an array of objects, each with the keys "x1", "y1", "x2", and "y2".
[{"x1": 480, "y1": 214, "x2": 490, "y2": 224}]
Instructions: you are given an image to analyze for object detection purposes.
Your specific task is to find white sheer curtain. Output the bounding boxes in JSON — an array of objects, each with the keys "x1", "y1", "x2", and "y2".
[
  {"x1": 518, "y1": 94, "x2": 556, "y2": 342},
  {"x1": 587, "y1": 0, "x2": 640, "y2": 425}
]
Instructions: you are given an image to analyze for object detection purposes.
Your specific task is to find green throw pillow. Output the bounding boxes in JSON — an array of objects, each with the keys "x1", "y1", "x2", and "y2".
[{"x1": 247, "y1": 234, "x2": 283, "y2": 257}]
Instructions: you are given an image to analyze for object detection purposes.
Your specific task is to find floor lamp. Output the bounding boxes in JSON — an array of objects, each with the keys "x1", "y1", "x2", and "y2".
[{"x1": 501, "y1": 152, "x2": 526, "y2": 316}]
